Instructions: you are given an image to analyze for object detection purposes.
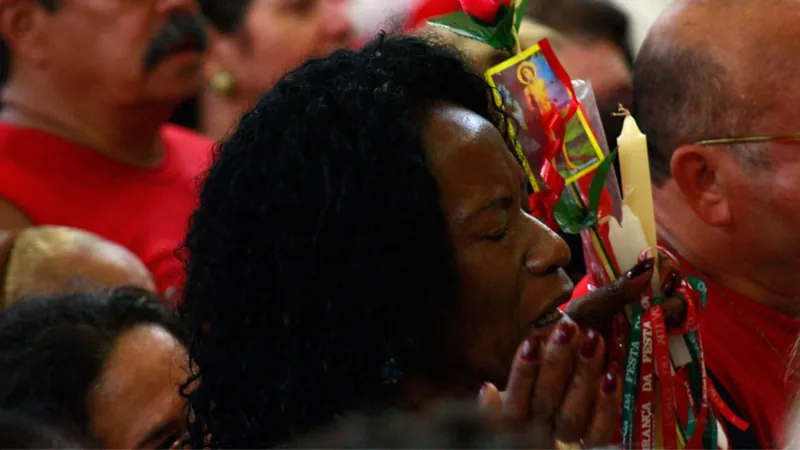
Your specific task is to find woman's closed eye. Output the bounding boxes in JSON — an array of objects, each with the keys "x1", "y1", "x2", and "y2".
[{"x1": 482, "y1": 227, "x2": 509, "y2": 242}]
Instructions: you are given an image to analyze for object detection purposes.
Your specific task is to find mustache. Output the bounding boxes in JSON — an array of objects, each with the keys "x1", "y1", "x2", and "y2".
[{"x1": 143, "y1": 13, "x2": 208, "y2": 72}]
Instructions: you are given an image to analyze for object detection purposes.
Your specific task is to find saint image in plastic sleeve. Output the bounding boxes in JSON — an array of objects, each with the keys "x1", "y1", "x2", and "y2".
[{"x1": 486, "y1": 40, "x2": 605, "y2": 185}]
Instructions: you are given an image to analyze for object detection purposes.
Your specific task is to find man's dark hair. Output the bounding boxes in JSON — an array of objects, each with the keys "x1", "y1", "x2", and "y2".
[
  {"x1": 0, "y1": 287, "x2": 184, "y2": 442},
  {"x1": 180, "y1": 33, "x2": 512, "y2": 448},
  {"x1": 632, "y1": 43, "x2": 741, "y2": 184},
  {"x1": 526, "y1": 0, "x2": 634, "y2": 67},
  {"x1": 0, "y1": 0, "x2": 59, "y2": 88},
  {"x1": 0, "y1": 409, "x2": 80, "y2": 448}
]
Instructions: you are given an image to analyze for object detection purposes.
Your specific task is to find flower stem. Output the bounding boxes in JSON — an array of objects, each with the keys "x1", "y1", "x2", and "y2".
[{"x1": 511, "y1": 25, "x2": 522, "y2": 55}]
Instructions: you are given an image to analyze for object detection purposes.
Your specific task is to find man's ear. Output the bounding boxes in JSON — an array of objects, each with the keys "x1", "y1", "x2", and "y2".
[
  {"x1": 670, "y1": 144, "x2": 731, "y2": 226},
  {"x1": 0, "y1": 230, "x2": 19, "y2": 307},
  {"x1": 0, "y1": 0, "x2": 51, "y2": 68}
]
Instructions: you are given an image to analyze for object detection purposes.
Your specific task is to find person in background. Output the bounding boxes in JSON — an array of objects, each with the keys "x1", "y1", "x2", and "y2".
[
  {"x1": 0, "y1": 288, "x2": 188, "y2": 449},
  {"x1": 170, "y1": 0, "x2": 353, "y2": 140},
  {"x1": 180, "y1": 34, "x2": 656, "y2": 448},
  {"x1": 289, "y1": 401, "x2": 565, "y2": 448},
  {"x1": 526, "y1": 0, "x2": 633, "y2": 142},
  {"x1": 573, "y1": 0, "x2": 800, "y2": 446},
  {"x1": 0, "y1": 410, "x2": 80, "y2": 449},
  {"x1": 0, "y1": 0, "x2": 214, "y2": 300},
  {"x1": 0, "y1": 227, "x2": 155, "y2": 307}
]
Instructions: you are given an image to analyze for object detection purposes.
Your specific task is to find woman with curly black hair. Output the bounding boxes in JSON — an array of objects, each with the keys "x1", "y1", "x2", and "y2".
[{"x1": 181, "y1": 34, "x2": 654, "y2": 448}]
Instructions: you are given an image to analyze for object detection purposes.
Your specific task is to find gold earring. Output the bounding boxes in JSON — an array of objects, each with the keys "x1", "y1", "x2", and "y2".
[{"x1": 209, "y1": 70, "x2": 236, "y2": 97}]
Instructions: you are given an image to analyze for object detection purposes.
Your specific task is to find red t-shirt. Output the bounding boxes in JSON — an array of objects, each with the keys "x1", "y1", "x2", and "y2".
[
  {"x1": 572, "y1": 253, "x2": 800, "y2": 448},
  {"x1": 0, "y1": 123, "x2": 213, "y2": 302}
]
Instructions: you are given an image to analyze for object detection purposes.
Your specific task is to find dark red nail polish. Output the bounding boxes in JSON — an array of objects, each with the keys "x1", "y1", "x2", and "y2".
[
  {"x1": 581, "y1": 329, "x2": 600, "y2": 359},
  {"x1": 479, "y1": 382, "x2": 490, "y2": 398},
  {"x1": 553, "y1": 321, "x2": 576, "y2": 345},
  {"x1": 602, "y1": 371, "x2": 618, "y2": 395},
  {"x1": 662, "y1": 271, "x2": 681, "y2": 296},
  {"x1": 626, "y1": 258, "x2": 655, "y2": 280},
  {"x1": 521, "y1": 336, "x2": 541, "y2": 362}
]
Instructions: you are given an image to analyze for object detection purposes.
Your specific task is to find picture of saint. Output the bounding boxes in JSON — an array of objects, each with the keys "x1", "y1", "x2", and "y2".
[
  {"x1": 486, "y1": 40, "x2": 605, "y2": 185},
  {"x1": 517, "y1": 62, "x2": 553, "y2": 116},
  {"x1": 517, "y1": 61, "x2": 577, "y2": 170}
]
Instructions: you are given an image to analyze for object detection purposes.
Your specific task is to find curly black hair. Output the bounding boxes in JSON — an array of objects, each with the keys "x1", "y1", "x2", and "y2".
[
  {"x1": 180, "y1": 33, "x2": 512, "y2": 448},
  {"x1": 0, "y1": 287, "x2": 184, "y2": 444}
]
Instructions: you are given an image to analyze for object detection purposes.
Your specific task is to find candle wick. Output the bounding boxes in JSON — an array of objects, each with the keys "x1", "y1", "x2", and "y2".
[{"x1": 612, "y1": 104, "x2": 631, "y2": 117}]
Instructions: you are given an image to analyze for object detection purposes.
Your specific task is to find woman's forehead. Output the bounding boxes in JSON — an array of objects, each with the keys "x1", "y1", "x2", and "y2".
[
  {"x1": 422, "y1": 106, "x2": 521, "y2": 203},
  {"x1": 422, "y1": 105, "x2": 504, "y2": 164}
]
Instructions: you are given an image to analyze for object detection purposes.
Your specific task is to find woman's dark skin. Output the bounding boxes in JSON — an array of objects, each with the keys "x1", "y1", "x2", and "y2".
[{"x1": 411, "y1": 103, "x2": 658, "y2": 446}]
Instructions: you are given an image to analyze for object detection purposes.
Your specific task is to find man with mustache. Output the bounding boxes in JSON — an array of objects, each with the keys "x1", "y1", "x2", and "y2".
[{"x1": 0, "y1": 0, "x2": 213, "y2": 303}]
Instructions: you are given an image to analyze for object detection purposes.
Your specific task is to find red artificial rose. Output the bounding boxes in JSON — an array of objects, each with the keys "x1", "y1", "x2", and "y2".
[{"x1": 458, "y1": 0, "x2": 512, "y2": 25}]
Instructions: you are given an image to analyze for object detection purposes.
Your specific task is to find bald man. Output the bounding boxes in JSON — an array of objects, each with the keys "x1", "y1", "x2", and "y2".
[
  {"x1": 571, "y1": 0, "x2": 800, "y2": 446},
  {"x1": 0, "y1": 227, "x2": 156, "y2": 307}
]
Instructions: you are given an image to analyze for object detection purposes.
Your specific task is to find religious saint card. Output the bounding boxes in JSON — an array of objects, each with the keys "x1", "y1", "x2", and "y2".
[{"x1": 485, "y1": 39, "x2": 606, "y2": 189}]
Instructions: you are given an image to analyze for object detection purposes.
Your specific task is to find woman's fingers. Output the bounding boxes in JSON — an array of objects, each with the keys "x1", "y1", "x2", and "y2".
[
  {"x1": 565, "y1": 259, "x2": 654, "y2": 329},
  {"x1": 584, "y1": 370, "x2": 622, "y2": 448},
  {"x1": 501, "y1": 334, "x2": 542, "y2": 423},
  {"x1": 529, "y1": 320, "x2": 579, "y2": 436},
  {"x1": 477, "y1": 381, "x2": 502, "y2": 420},
  {"x1": 554, "y1": 329, "x2": 606, "y2": 442}
]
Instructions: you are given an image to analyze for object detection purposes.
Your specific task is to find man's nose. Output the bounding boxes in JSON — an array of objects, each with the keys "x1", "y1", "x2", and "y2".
[{"x1": 523, "y1": 216, "x2": 571, "y2": 275}]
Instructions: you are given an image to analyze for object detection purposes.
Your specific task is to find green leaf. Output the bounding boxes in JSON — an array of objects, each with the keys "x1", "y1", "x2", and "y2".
[
  {"x1": 428, "y1": 6, "x2": 518, "y2": 54},
  {"x1": 587, "y1": 150, "x2": 618, "y2": 215},
  {"x1": 514, "y1": 0, "x2": 529, "y2": 31},
  {"x1": 428, "y1": 11, "x2": 495, "y2": 46},
  {"x1": 487, "y1": 8, "x2": 516, "y2": 52},
  {"x1": 553, "y1": 192, "x2": 597, "y2": 234}
]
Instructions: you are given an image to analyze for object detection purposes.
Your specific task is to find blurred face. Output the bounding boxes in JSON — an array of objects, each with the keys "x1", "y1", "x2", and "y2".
[
  {"x1": 424, "y1": 105, "x2": 573, "y2": 387},
  {"x1": 20, "y1": 0, "x2": 206, "y2": 104},
  {"x1": 206, "y1": 0, "x2": 352, "y2": 98},
  {"x1": 88, "y1": 324, "x2": 189, "y2": 449},
  {"x1": 556, "y1": 38, "x2": 631, "y2": 141}
]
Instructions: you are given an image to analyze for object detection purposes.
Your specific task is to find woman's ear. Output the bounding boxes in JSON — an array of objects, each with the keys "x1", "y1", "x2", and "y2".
[
  {"x1": 670, "y1": 145, "x2": 731, "y2": 226},
  {"x1": 203, "y1": 27, "x2": 247, "y2": 79}
]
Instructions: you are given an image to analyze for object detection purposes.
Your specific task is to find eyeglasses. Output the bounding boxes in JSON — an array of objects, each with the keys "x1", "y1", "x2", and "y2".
[{"x1": 695, "y1": 133, "x2": 800, "y2": 146}]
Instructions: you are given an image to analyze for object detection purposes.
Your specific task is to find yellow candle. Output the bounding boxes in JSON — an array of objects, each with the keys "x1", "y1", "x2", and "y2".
[{"x1": 617, "y1": 114, "x2": 659, "y2": 290}]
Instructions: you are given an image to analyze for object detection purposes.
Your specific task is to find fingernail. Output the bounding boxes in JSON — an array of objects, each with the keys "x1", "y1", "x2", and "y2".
[
  {"x1": 602, "y1": 371, "x2": 618, "y2": 395},
  {"x1": 553, "y1": 321, "x2": 576, "y2": 346},
  {"x1": 580, "y1": 329, "x2": 600, "y2": 359},
  {"x1": 662, "y1": 271, "x2": 681, "y2": 296},
  {"x1": 479, "y1": 382, "x2": 491, "y2": 399},
  {"x1": 626, "y1": 258, "x2": 655, "y2": 280},
  {"x1": 521, "y1": 336, "x2": 541, "y2": 362}
]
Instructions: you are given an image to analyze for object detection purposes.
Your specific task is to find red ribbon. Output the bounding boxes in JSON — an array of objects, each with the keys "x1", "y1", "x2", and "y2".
[{"x1": 529, "y1": 99, "x2": 579, "y2": 228}]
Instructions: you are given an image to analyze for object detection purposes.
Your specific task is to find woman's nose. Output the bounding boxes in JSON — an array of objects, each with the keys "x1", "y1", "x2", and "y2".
[{"x1": 523, "y1": 215, "x2": 571, "y2": 275}]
